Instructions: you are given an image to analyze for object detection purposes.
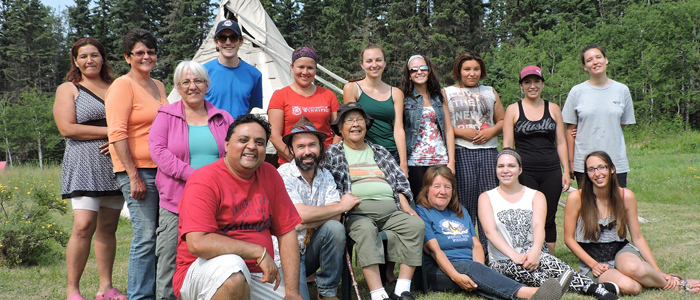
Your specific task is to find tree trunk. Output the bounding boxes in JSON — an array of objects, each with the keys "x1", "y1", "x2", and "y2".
[{"x1": 37, "y1": 134, "x2": 43, "y2": 169}]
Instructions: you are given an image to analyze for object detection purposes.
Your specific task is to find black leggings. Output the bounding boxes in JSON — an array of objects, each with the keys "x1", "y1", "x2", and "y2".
[
  {"x1": 519, "y1": 168, "x2": 562, "y2": 244},
  {"x1": 408, "y1": 166, "x2": 431, "y2": 201}
]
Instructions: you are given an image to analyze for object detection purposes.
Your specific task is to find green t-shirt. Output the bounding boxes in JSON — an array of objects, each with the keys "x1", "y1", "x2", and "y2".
[{"x1": 343, "y1": 143, "x2": 394, "y2": 201}]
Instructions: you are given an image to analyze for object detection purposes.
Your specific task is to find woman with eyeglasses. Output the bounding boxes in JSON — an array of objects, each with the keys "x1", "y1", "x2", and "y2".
[
  {"x1": 269, "y1": 46, "x2": 339, "y2": 165},
  {"x1": 343, "y1": 43, "x2": 408, "y2": 176},
  {"x1": 561, "y1": 44, "x2": 635, "y2": 187},
  {"x1": 148, "y1": 61, "x2": 233, "y2": 299},
  {"x1": 563, "y1": 151, "x2": 700, "y2": 295},
  {"x1": 54, "y1": 37, "x2": 126, "y2": 300},
  {"x1": 400, "y1": 54, "x2": 455, "y2": 198},
  {"x1": 444, "y1": 51, "x2": 505, "y2": 254},
  {"x1": 105, "y1": 28, "x2": 167, "y2": 300},
  {"x1": 502, "y1": 66, "x2": 570, "y2": 255}
]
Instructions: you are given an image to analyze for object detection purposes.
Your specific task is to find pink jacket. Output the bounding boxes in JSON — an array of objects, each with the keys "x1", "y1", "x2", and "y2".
[{"x1": 149, "y1": 100, "x2": 233, "y2": 213}]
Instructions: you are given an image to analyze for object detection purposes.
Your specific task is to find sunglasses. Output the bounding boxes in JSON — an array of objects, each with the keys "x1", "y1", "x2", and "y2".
[
  {"x1": 216, "y1": 34, "x2": 239, "y2": 43},
  {"x1": 130, "y1": 50, "x2": 157, "y2": 57},
  {"x1": 409, "y1": 65, "x2": 429, "y2": 73}
]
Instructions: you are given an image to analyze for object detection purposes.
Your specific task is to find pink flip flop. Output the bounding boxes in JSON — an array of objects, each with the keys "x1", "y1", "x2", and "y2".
[
  {"x1": 95, "y1": 288, "x2": 127, "y2": 300},
  {"x1": 67, "y1": 294, "x2": 86, "y2": 300}
]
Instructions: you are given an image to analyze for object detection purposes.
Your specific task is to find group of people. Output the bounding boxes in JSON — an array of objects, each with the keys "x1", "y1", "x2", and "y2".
[{"x1": 54, "y1": 18, "x2": 698, "y2": 300}]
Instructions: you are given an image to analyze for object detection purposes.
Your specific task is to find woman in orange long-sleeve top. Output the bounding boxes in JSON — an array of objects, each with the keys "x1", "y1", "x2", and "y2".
[{"x1": 105, "y1": 28, "x2": 167, "y2": 300}]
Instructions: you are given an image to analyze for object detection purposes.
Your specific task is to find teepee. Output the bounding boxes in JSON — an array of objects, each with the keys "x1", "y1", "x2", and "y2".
[{"x1": 167, "y1": 0, "x2": 347, "y2": 110}]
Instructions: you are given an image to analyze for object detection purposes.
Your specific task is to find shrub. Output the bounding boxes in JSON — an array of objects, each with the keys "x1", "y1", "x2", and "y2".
[{"x1": 0, "y1": 185, "x2": 68, "y2": 267}]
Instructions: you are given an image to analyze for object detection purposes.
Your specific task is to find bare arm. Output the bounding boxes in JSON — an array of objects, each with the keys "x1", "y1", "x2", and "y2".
[
  {"x1": 477, "y1": 192, "x2": 524, "y2": 263},
  {"x1": 268, "y1": 108, "x2": 292, "y2": 162},
  {"x1": 563, "y1": 191, "x2": 604, "y2": 271},
  {"x1": 524, "y1": 191, "x2": 547, "y2": 270},
  {"x1": 53, "y1": 83, "x2": 109, "y2": 141},
  {"x1": 294, "y1": 193, "x2": 360, "y2": 224},
  {"x1": 473, "y1": 89, "x2": 504, "y2": 145},
  {"x1": 501, "y1": 103, "x2": 517, "y2": 148},
  {"x1": 398, "y1": 193, "x2": 417, "y2": 217},
  {"x1": 342, "y1": 82, "x2": 359, "y2": 103},
  {"x1": 112, "y1": 139, "x2": 145, "y2": 199},
  {"x1": 423, "y1": 239, "x2": 478, "y2": 291},
  {"x1": 185, "y1": 231, "x2": 281, "y2": 288},
  {"x1": 442, "y1": 100, "x2": 456, "y2": 174},
  {"x1": 550, "y1": 103, "x2": 571, "y2": 191},
  {"x1": 278, "y1": 228, "x2": 302, "y2": 298},
  {"x1": 471, "y1": 237, "x2": 486, "y2": 264},
  {"x1": 624, "y1": 189, "x2": 662, "y2": 273},
  {"x1": 566, "y1": 124, "x2": 577, "y2": 178},
  {"x1": 392, "y1": 87, "x2": 408, "y2": 176}
]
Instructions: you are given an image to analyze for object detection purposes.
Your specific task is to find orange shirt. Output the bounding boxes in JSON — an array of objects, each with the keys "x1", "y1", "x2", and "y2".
[{"x1": 105, "y1": 76, "x2": 167, "y2": 172}]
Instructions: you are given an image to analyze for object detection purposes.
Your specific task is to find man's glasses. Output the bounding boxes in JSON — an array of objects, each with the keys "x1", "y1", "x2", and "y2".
[
  {"x1": 216, "y1": 34, "x2": 239, "y2": 43},
  {"x1": 130, "y1": 50, "x2": 157, "y2": 58},
  {"x1": 409, "y1": 65, "x2": 429, "y2": 73}
]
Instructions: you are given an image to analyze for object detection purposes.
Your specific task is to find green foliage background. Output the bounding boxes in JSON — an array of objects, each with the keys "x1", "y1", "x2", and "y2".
[{"x1": 0, "y1": 0, "x2": 697, "y2": 166}]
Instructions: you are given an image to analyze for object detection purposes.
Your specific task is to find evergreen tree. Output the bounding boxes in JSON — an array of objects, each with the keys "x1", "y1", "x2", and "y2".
[
  {"x1": 66, "y1": 0, "x2": 93, "y2": 41},
  {"x1": 160, "y1": 0, "x2": 213, "y2": 84}
]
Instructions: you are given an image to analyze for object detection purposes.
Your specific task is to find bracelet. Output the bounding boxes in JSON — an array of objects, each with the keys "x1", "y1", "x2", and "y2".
[{"x1": 255, "y1": 247, "x2": 267, "y2": 266}]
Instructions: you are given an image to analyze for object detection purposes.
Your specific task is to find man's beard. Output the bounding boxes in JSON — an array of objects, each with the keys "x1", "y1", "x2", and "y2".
[{"x1": 294, "y1": 153, "x2": 319, "y2": 171}]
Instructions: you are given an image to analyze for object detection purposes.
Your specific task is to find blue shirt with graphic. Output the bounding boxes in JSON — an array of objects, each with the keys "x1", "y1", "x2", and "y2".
[{"x1": 416, "y1": 204, "x2": 476, "y2": 269}]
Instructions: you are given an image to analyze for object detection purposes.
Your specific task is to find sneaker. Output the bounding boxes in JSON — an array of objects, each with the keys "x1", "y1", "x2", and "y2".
[
  {"x1": 557, "y1": 270, "x2": 574, "y2": 295},
  {"x1": 531, "y1": 278, "x2": 563, "y2": 300},
  {"x1": 389, "y1": 291, "x2": 416, "y2": 300},
  {"x1": 601, "y1": 281, "x2": 620, "y2": 295},
  {"x1": 589, "y1": 283, "x2": 619, "y2": 300}
]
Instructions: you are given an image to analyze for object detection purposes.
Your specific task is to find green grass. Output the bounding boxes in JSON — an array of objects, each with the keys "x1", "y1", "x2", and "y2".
[{"x1": 1, "y1": 130, "x2": 699, "y2": 299}]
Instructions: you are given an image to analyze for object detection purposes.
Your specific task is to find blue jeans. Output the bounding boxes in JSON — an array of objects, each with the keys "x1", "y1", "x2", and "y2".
[
  {"x1": 117, "y1": 169, "x2": 159, "y2": 300},
  {"x1": 299, "y1": 220, "x2": 345, "y2": 300},
  {"x1": 426, "y1": 260, "x2": 523, "y2": 300}
]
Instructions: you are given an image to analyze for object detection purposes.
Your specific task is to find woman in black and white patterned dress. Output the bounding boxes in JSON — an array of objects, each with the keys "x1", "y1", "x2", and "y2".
[
  {"x1": 478, "y1": 148, "x2": 618, "y2": 300},
  {"x1": 54, "y1": 38, "x2": 126, "y2": 300}
]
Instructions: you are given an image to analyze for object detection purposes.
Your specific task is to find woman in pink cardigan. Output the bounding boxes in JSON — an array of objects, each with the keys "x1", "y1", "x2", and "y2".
[{"x1": 148, "y1": 60, "x2": 233, "y2": 299}]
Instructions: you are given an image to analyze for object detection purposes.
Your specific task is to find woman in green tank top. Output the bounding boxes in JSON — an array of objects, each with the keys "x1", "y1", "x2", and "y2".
[{"x1": 342, "y1": 43, "x2": 408, "y2": 177}]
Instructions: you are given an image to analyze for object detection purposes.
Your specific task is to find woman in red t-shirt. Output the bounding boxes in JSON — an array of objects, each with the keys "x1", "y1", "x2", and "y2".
[{"x1": 269, "y1": 46, "x2": 340, "y2": 164}]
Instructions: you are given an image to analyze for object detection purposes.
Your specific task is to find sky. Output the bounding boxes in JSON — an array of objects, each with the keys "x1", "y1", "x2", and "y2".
[{"x1": 42, "y1": 0, "x2": 72, "y2": 12}]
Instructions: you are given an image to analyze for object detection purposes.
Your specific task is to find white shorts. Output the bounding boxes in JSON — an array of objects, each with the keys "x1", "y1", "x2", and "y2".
[
  {"x1": 71, "y1": 195, "x2": 124, "y2": 211},
  {"x1": 180, "y1": 254, "x2": 286, "y2": 300}
]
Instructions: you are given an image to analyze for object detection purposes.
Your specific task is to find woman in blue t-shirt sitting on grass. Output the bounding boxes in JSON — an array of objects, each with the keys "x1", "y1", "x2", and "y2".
[{"x1": 416, "y1": 165, "x2": 570, "y2": 300}]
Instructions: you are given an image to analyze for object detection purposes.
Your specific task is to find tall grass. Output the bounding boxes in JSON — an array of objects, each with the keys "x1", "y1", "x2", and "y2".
[{"x1": 1, "y1": 129, "x2": 699, "y2": 299}]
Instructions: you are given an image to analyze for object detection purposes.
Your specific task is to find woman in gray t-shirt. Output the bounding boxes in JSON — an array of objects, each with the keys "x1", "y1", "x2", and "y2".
[{"x1": 561, "y1": 44, "x2": 635, "y2": 187}]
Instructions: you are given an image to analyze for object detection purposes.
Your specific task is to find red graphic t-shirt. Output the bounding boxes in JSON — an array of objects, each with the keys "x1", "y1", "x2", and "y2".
[
  {"x1": 268, "y1": 85, "x2": 339, "y2": 164},
  {"x1": 173, "y1": 159, "x2": 301, "y2": 298}
]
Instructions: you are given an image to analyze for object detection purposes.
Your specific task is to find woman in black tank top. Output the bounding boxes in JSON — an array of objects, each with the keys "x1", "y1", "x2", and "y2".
[{"x1": 503, "y1": 65, "x2": 570, "y2": 254}]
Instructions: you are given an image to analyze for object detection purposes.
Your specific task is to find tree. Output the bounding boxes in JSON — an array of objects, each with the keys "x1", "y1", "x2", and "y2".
[
  {"x1": 66, "y1": 0, "x2": 93, "y2": 41},
  {"x1": 160, "y1": 0, "x2": 213, "y2": 83}
]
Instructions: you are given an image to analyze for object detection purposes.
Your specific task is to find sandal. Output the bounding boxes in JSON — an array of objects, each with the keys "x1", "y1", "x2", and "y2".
[
  {"x1": 667, "y1": 274, "x2": 700, "y2": 293},
  {"x1": 95, "y1": 288, "x2": 127, "y2": 300}
]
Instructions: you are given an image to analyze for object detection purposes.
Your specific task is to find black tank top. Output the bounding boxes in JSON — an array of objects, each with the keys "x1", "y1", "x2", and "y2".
[{"x1": 513, "y1": 100, "x2": 560, "y2": 171}]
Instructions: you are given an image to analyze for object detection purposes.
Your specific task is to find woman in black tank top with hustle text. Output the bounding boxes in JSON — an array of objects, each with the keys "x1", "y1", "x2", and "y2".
[{"x1": 503, "y1": 65, "x2": 570, "y2": 255}]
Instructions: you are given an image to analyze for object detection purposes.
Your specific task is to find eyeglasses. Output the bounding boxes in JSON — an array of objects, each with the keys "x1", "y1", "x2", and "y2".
[
  {"x1": 130, "y1": 50, "x2": 157, "y2": 57},
  {"x1": 343, "y1": 117, "x2": 366, "y2": 125},
  {"x1": 586, "y1": 165, "x2": 609, "y2": 173},
  {"x1": 409, "y1": 65, "x2": 429, "y2": 73},
  {"x1": 216, "y1": 34, "x2": 239, "y2": 43},
  {"x1": 179, "y1": 79, "x2": 207, "y2": 88}
]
